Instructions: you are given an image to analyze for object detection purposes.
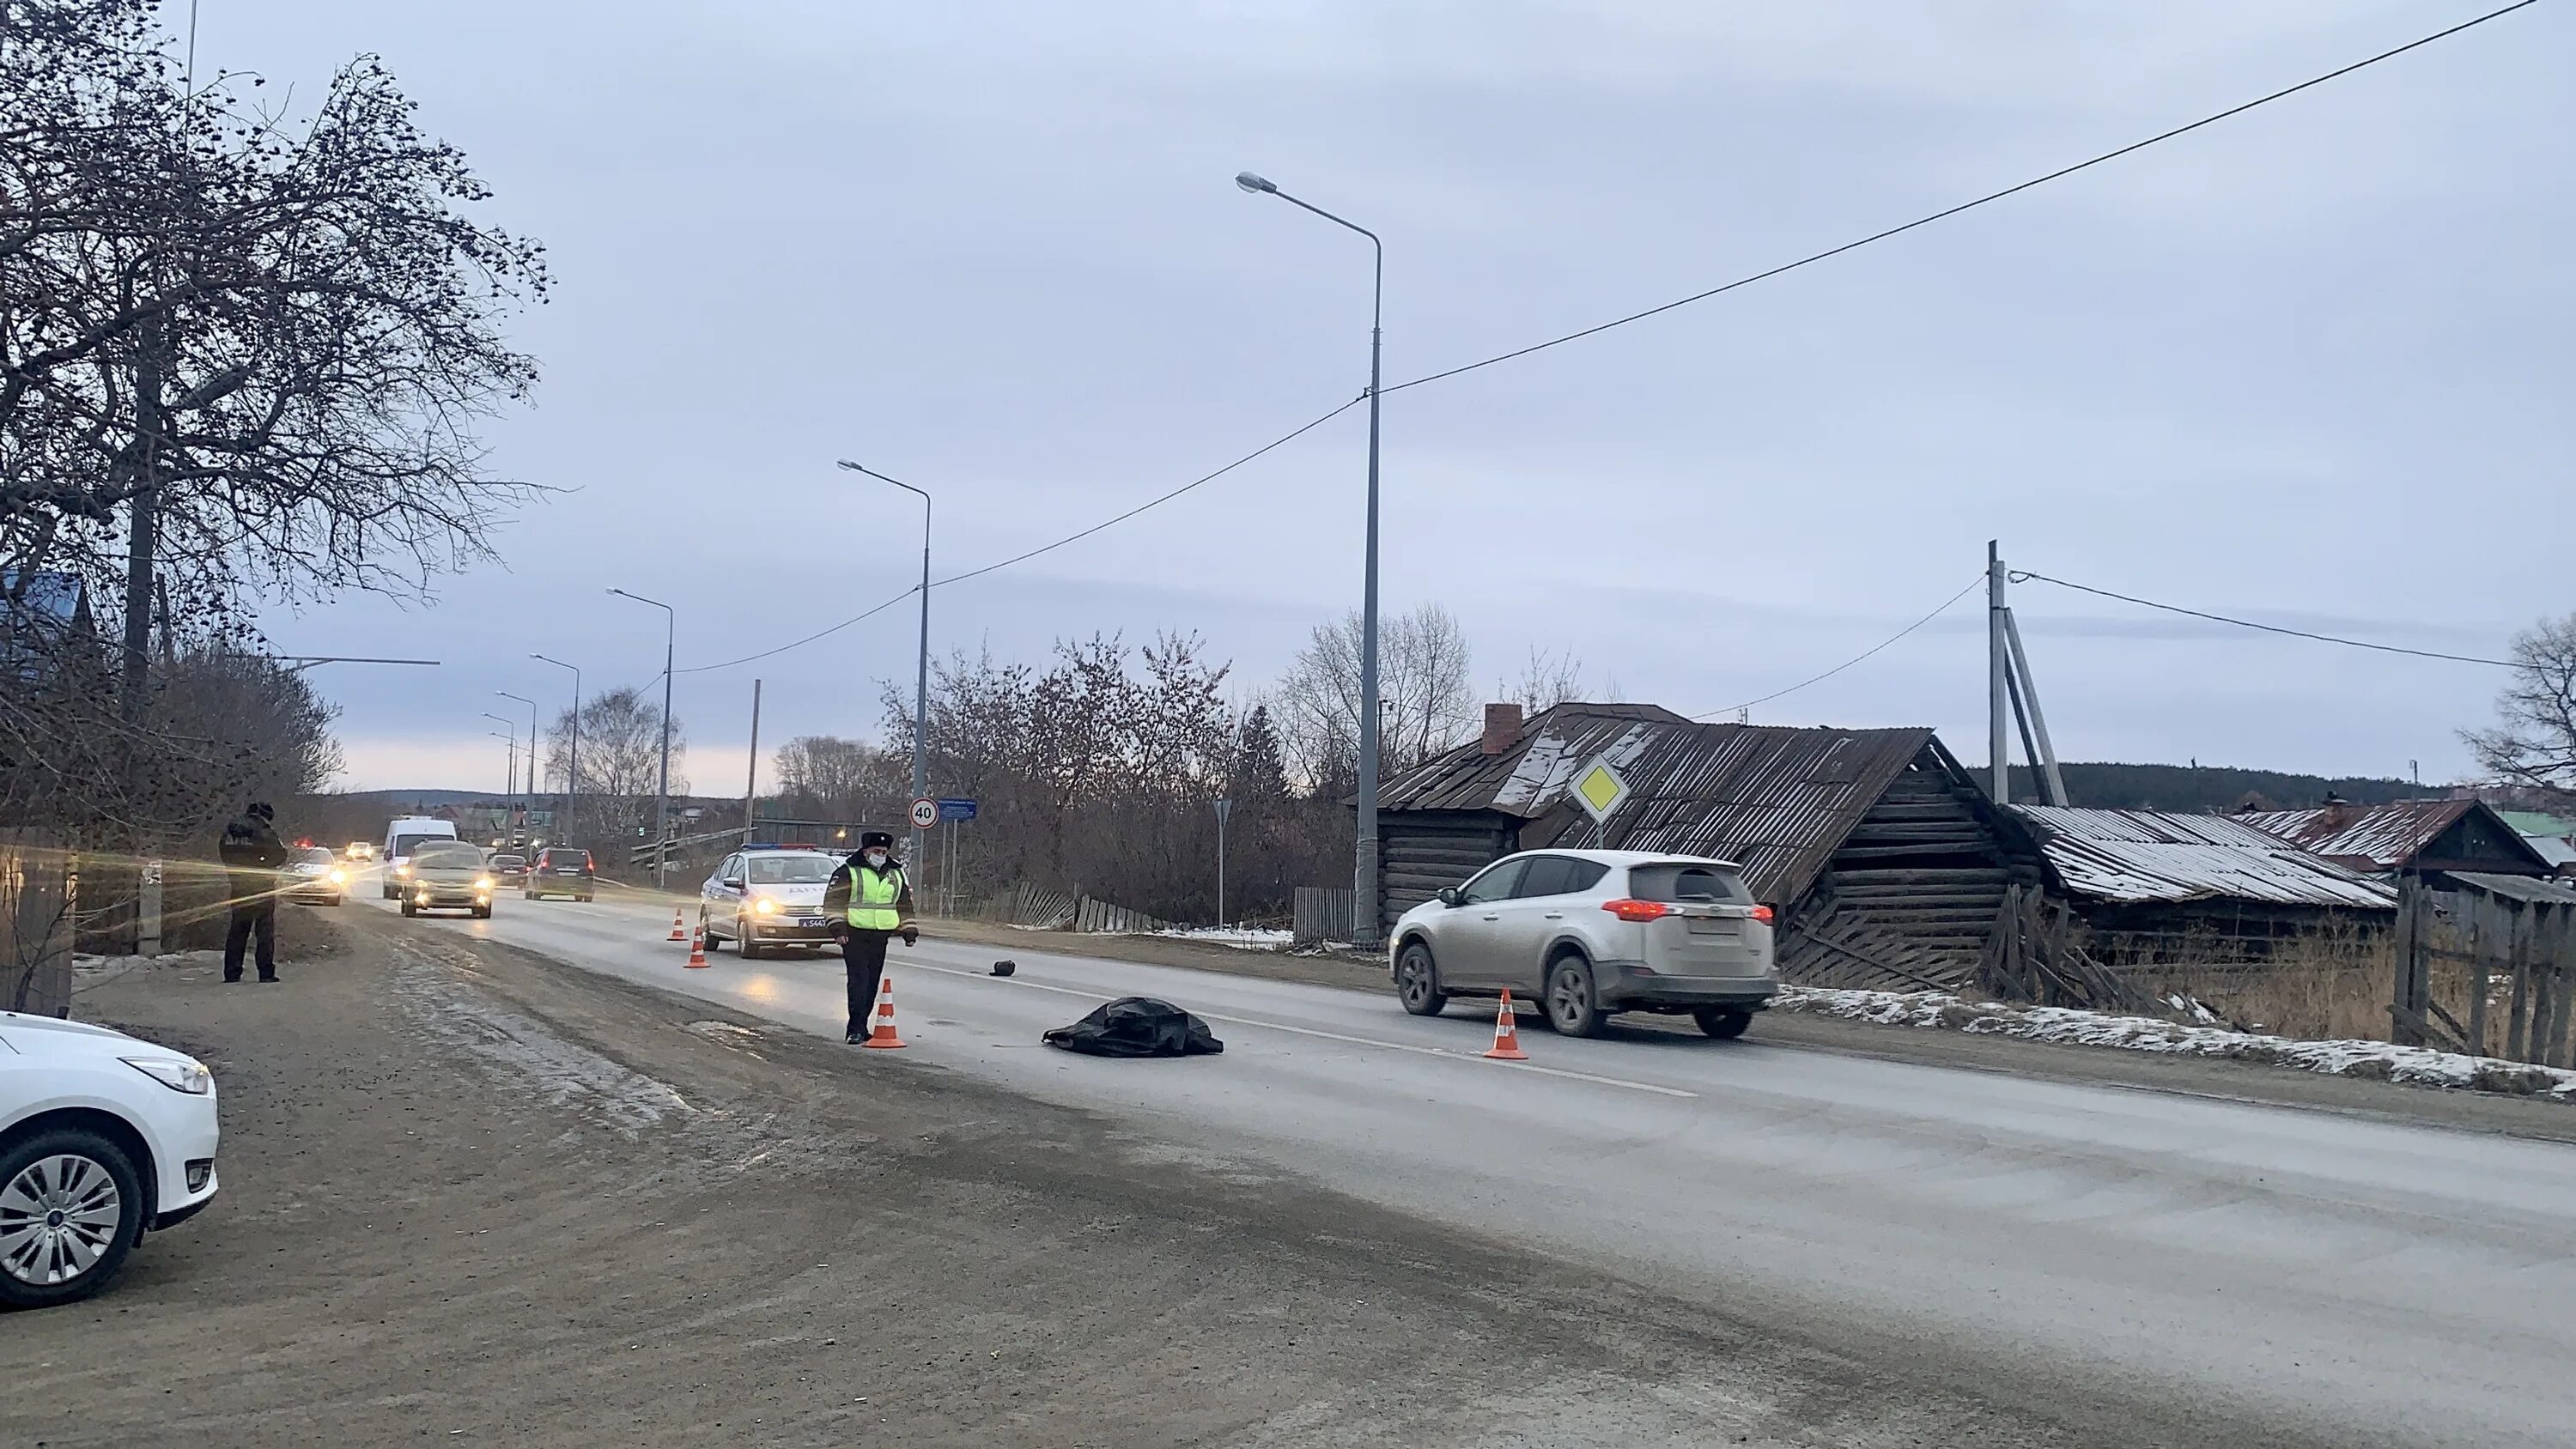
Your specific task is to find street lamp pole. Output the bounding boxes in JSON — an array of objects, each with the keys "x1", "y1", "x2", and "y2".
[
  {"x1": 608, "y1": 588, "x2": 677, "y2": 891},
  {"x1": 497, "y1": 691, "x2": 537, "y2": 828},
  {"x1": 836, "y1": 460, "x2": 933, "y2": 871},
  {"x1": 1236, "y1": 169, "x2": 1385, "y2": 945},
  {"x1": 482, "y1": 719, "x2": 516, "y2": 826},
  {"x1": 532, "y1": 655, "x2": 580, "y2": 843}
]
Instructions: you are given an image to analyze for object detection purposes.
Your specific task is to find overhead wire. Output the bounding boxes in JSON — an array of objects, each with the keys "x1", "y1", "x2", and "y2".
[
  {"x1": 1692, "y1": 579, "x2": 1983, "y2": 718},
  {"x1": 665, "y1": 0, "x2": 2538, "y2": 681},
  {"x1": 1384, "y1": 0, "x2": 2543, "y2": 394},
  {"x1": 2008, "y1": 571, "x2": 2517, "y2": 667},
  {"x1": 672, "y1": 395, "x2": 1364, "y2": 676}
]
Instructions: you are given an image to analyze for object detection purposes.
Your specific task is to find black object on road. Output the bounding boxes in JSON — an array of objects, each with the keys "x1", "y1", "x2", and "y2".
[
  {"x1": 991, "y1": 960, "x2": 1017, "y2": 977},
  {"x1": 1042, "y1": 997, "x2": 1224, "y2": 1058}
]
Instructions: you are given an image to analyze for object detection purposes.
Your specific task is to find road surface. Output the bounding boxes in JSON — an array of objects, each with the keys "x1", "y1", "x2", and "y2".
[{"x1": 375, "y1": 888, "x2": 2576, "y2": 1448}]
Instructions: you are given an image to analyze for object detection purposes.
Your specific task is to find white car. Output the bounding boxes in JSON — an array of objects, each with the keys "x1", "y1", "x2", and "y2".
[
  {"x1": 701, "y1": 846, "x2": 845, "y2": 959},
  {"x1": 0, "y1": 1012, "x2": 221, "y2": 1308},
  {"x1": 1388, "y1": 849, "x2": 1779, "y2": 1039}
]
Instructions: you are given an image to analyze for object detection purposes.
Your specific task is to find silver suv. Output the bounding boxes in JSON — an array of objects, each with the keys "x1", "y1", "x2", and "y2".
[{"x1": 1389, "y1": 850, "x2": 1778, "y2": 1040}]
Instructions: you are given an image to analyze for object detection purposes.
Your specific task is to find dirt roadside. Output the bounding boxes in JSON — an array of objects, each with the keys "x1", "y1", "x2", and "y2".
[
  {"x1": 7, "y1": 907, "x2": 2328, "y2": 1449},
  {"x1": 918, "y1": 916, "x2": 2576, "y2": 1143}
]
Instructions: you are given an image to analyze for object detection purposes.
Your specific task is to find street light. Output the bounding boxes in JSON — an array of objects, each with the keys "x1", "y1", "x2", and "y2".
[
  {"x1": 532, "y1": 654, "x2": 580, "y2": 837},
  {"x1": 482, "y1": 720, "x2": 517, "y2": 813},
  {"x1": 836, "y1": 460, "x2": 932, "y2": 871},
  {"x1": 607, "y1": 588, "x2": 676, "y2": 890},
  {"x1": 1236, "y1": 168, "x2": 1386, "y2": 945},
  {"x1": 497, "y1": 691, "x2": 537, "y2": 823}
]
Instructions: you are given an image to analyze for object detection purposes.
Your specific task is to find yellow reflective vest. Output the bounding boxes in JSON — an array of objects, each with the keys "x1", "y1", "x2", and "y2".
[{"x1": 848, "y1": 864, "x2": 904, "y2": 931}]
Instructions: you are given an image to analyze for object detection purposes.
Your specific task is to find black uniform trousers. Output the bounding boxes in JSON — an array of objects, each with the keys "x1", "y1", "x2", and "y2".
[
  {"x1": 224, "y1": 900, "x2": 278, "y2": 981},
  {"x1": 841, "y1": 929, "x2": 894, "y2": 1038}
]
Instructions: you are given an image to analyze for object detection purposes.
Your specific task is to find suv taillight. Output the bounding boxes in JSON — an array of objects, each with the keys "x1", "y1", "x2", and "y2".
[
  {"x1": 1751, "y1": 904, "x2": 1775, "y2": 923},
  {"x1": 1601, "y1": 899, "x2": 1671, "y2": 923}
]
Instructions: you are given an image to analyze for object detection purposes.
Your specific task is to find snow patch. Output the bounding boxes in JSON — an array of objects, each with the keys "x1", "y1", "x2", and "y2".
[
  {"x1": 394, "y1": 960, "x2": 690, "y2": 1132},
  {"x1": 1773, "y1": 985, "x2": 2576, "y2": 1100},
  {"x1": 1154, "y1": 926, "x2": 1294, "y2": 950}
]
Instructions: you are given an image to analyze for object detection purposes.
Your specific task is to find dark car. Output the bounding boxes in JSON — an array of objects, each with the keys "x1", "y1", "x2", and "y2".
[
  {"x1": 525, "y1": 846, "x2": 595, "y2": 902},
  {"x1": 489, "y1": 853, "x2": 527, "y2": 886}
]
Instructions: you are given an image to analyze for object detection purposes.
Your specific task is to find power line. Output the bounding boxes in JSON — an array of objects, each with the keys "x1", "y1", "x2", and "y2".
[
  {"x1": 1694, "y1": 578, "x2": 1984, "y2": 718},
  {"x1": 666, "y1": 1, "x2": 2535, "y2": 681},
  {"x1": 933, "y1": 396, "x2": 1363, "y2": 589},
  {"x1": 1386, "y1": 0, "x2": 2542, "y2": 395},
  {"x1": 2010, "y1": 571, "x2": 2517, "y2": 667},
  {"x1": 674, "y1": 395, "x2": 1362, "y2": 676}
]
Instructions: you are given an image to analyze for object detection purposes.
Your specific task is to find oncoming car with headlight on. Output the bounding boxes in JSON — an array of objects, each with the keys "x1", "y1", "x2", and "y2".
[
  {"x1": 399, "y1": 841, "x2": 496, "y2": 919},
  {"x1": 282, "y1": 846, "x2": 348, "y2": 906},
  {"x1": 702, "y1": 846, "x2": 842, "y2": 959}
]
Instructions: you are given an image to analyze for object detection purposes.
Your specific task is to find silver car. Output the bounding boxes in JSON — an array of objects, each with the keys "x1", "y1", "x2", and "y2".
[{"x1": 1388, "y1": 849, "x2": 1777, "y2": 1040}]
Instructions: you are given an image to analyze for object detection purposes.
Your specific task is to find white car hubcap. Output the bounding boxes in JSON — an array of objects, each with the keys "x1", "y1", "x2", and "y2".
[{"x1": 1, "y1": 1154, "x2": 122, "y2": 1286}]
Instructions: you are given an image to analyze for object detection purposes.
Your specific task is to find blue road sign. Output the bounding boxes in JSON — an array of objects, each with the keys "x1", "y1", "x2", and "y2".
[{"x1": 937, "y1": 797, "x2": 978, "y2": 822}]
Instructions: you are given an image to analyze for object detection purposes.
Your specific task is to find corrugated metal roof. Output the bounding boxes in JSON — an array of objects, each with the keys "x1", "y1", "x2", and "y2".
[
  {"x1": 1380, "y1": 704, "x2": 1941, "y2": 905},
  {"x1": 2448, "y1": 871, "x2": 2576, "y2": 906},
  {"x1": 2013, "y1": 806, "x2": 2396, "y2": 909},
  {"x1": 2235, "y1": 799, "x2": 2487, "y2": 870}
]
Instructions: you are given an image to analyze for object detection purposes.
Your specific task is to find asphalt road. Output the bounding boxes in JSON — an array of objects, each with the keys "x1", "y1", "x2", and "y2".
[{"x1": 374, "y1": 887, "x2": 2576, "y2": 1448}]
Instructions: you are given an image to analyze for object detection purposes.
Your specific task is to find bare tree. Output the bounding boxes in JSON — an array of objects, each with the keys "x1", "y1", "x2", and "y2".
[
  {"x1": 544, "y1": 687, "x2": 683, "y2": 840},
  {"x1": 1505, "y1": 646, "x2": 1586, "y2": 714},
  {"x1": 772, "y1": 734, "x2": 906, "y2": 822},
  {"x1": 2464, "y1": 613, "x2": 2576, "y2": 803},
  {"x1": 1274, "y1": 603, "x2": 1477, "y2": 791}
]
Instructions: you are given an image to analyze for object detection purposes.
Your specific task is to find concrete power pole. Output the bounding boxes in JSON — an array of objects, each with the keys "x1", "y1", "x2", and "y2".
[{"x1": 1988, "y1": 540, "x2": 2008, "y2": 805}]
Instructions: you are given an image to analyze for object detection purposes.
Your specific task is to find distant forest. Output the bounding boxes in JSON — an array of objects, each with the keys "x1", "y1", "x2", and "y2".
[{"x1": 1994, "y1": 763, "x2": 2418, "y2": 814}]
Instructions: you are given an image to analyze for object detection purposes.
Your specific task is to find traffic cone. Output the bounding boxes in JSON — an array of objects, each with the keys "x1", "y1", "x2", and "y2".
[
  {"x1": 667, "y1": 908, "x2": 686, "y2": 943},
  {"x1": 1483, "y1": 990, "x2": 1528, "y2": 1060},
  {"x1": 685, "y1": 924, "x2": 708, "y2": 969},
  {"x1": 861, "y1": 973, "x2": 908, "y2": 1049}
]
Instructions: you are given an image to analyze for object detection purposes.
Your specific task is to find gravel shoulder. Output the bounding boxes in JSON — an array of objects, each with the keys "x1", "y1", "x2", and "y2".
[{"x1": 9, "y1": 906, "x2": 2339, "y2": 1448}]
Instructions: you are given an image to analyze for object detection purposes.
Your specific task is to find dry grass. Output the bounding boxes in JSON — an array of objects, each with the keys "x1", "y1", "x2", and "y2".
[{"x1": 2125, "y1": 922, "x2": 2397, "y2": 1044}]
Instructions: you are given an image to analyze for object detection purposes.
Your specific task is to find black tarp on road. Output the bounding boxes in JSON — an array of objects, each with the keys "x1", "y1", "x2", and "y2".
[{"x1": 1042, "y1": 997, "x2": 1225, "y2": 1058}]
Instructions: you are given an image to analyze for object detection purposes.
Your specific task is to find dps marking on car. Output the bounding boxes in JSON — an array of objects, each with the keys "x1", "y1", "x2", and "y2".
[{"x1": 1573, "y1": 756, "x2": 1629, "y2": 822}]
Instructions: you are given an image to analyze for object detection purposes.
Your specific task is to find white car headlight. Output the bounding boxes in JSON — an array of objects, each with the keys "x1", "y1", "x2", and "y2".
[
  {"x1": 124, "y1": 1056, "x2": 213, "y2": 1094},
  {"x1": 753, "y1": 896, "x2": 778, "y2": 915},
  {"x1": 474, "y1": 876, "x2": 495, "y2": 890}
]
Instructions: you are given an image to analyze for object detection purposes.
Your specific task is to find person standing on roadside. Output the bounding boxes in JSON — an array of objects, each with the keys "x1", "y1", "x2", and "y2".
[
  {"x1": 217, "y1": 802, "x2": 289, "y2": 983},
  {"x1": 823, "y1": 830, "x2": 917, "y2": 1043}
]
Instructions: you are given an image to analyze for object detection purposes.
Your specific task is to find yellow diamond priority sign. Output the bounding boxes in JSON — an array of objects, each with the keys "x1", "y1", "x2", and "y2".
[{"x1": 1572, "y1": 756, "x2": 1629, "y2": 823}]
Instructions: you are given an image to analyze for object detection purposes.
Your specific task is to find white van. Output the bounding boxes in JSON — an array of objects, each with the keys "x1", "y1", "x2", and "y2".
[{"x1": 380, "y1": 816, "x2": 460, "y2": 900}]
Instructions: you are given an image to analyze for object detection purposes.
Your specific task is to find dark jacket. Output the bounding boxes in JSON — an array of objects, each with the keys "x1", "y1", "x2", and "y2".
[
  {"x1": 821, "y1": 854, "x2": 915, "y2": 933},
  {"x1": 218, "y1": 815, "x2": 288, "y2": 899}
]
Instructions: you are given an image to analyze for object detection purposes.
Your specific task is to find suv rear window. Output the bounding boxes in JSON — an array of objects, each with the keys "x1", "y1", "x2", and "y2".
[
  {"x1": 1626, "y1": 862, "x2": 1753, "y2": 905},
  {"x1": 544, "y1": 850, "x2": 592, "y2": 870},
  {"x1": 1515, "y1": 856, "x2": 1610, "y2": 898}
]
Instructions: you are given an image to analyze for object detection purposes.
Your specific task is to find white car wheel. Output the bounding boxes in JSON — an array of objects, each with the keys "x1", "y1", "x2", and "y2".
[{"x1": 0, "y1": 1131, "x2": 143, "y2": 1308}]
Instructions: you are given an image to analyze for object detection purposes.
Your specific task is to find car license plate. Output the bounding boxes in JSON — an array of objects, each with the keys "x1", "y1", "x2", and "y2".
[
  {"x1": 1686, "y1": 916, "x2": 1738, "y2": 936},
  {"x1": 797, "y1": 916, "x2": 823, "y2": 927},
  {"x1": 555, "y1": 868, "x2": 581, "y2": 874}
]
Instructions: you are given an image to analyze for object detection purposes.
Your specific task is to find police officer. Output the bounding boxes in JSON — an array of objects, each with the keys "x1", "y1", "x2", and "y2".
[
  {"x1": 822, "y1": 830, "x2": 917, "y2": 1043},
  {"x1": 217, "y1": 801, "x2": 288, "y2": 983}
]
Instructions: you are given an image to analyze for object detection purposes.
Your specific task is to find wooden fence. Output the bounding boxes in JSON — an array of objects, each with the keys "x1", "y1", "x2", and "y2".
[
  {"x1": 1292, "y1": 887, "x2": 1355, "y2": 946},
  {"x1": 2391, "y1": 873, "x2": 2576, "y2": 1065},
  {"x1": 986, "y1": 882, "x2": 1173, "y2": 936}
]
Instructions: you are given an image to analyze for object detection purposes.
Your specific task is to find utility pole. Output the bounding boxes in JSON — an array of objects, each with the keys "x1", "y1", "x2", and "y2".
[
  {"x1": 744, "y1": 678, "x2": 762, "y2": 842},
  {"x1": 1988, "y1": 540, "x2": 2009, "y2": 805},
  {"x1": 1214, "y1": 798, "x2": 1232, "y2": 933},
  {"x1": 835, "y1": 462, "x2": 933, "y2": 870},
  {"x1": 120, "y1": 343, "x2": 166, "y2": 723}
]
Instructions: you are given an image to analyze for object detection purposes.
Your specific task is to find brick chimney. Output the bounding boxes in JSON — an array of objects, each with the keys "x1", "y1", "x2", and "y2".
[{"x1": 1481, "y1": 702, "x2": 1523, "y2": 755}]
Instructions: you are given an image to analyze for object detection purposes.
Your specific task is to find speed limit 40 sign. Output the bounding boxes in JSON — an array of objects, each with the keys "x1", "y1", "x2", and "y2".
[{"x1": 908, "y1": 797, "x2": 939, "y2": 830}]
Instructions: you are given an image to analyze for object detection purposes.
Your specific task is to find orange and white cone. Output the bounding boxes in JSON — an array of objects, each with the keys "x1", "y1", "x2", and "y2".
[
  {"x1": 1483, "y1": 990, "x2": 1528, "y2": 1060},
  {"x1": 685, "y1": 923, "x2": 708, "y2": 969},
  {"x1": 667, "y1": 909, "x2": 687, "y2": 943},
  {"x1": 861, "y1": 973, "x2": 908, "y2": 1049}
]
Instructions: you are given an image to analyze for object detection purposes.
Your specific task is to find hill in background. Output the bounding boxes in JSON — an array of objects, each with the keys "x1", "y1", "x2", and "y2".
[{"x1": 1991, "y1": 762, "x2": 2419, "y2": 814}]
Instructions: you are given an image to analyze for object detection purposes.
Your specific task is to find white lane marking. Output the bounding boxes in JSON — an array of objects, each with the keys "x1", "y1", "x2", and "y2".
[{"x1": 903, "y1": 961, "x2": 1698, "y2": 1100}]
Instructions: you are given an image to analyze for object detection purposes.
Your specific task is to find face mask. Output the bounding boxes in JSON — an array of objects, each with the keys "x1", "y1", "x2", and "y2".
[{"x1": 864, "y1": 852, "x2": 888, "y2": 869}]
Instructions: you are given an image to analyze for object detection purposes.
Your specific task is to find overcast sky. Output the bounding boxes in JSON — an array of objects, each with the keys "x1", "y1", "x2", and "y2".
[{"x1": 201, "y1": 1, "x2": 2572, "y2": 795}]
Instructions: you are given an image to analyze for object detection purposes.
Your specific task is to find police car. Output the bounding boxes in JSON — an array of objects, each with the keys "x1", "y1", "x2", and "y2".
[{"x1": 700, "y1": 845, "x2": 844, "y2": 959}]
